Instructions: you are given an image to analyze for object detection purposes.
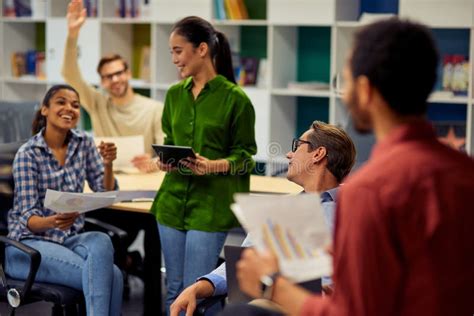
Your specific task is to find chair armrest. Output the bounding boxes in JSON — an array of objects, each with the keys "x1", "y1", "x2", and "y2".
[
  {"x1": 0, "y1": 236, "x2": 41, "y2": 302},
  {"x1": 84, "y1": 217, "x2": 127, "y2": 241},
  {"x1": 194, "y1": 294, "x2": 227, "y2": 316}
]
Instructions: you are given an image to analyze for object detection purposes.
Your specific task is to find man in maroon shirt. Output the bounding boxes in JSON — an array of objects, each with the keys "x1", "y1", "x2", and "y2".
[{"x1": 227, "y1": 18, "x2": 474, "y2": 316}]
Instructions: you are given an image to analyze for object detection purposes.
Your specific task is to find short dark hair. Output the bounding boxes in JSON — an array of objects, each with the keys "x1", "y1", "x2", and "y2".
[
  {"x1": 350, "y1": 18, "x2": 439, "y2": 116},
  {"x1": 97, "y1": 54, "x2": 129, "y2": 75},
  {"x1": 306, "y1": 121, "x2": 356, "y2": 183}
]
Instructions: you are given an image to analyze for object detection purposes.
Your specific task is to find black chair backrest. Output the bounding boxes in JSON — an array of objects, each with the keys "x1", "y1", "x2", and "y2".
[
  {"x1": 0, "y1": 141, "x2": 25, "y2": 235},
  {"x1": 0, "y1": 101, "x2": 39, "y2": 143}
]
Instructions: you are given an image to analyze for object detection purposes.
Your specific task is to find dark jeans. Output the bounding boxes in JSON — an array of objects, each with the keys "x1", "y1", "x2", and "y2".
[{"x1": 87, "y1": 208, "x2": 162, "y2": 316}]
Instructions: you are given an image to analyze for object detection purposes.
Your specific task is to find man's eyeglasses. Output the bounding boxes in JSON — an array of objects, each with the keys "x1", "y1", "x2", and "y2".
[
  {"x1": 101, "y1": 68, "x2": 127, "y2": 81},
  {"x1": 291, "y1": 138, "x2": 312, "y2": 152}
]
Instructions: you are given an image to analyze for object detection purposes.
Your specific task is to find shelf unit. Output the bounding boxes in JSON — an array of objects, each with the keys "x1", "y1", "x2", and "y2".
[{"x1": 0, "y1": 0, "x2": 473, "y2": 175}]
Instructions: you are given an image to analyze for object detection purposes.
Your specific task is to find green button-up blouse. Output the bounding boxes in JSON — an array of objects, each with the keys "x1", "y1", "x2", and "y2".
[{"x1": 150, "y1": 75, "x2": 257, "y2": 232}]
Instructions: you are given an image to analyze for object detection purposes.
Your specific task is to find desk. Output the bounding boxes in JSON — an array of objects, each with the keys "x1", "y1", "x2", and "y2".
[{"x1": 110, "y1": 173, "x2": 301, "y2": 213}]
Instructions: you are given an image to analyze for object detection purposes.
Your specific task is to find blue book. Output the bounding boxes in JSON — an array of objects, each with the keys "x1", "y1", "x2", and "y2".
[
  {"x1": 215, "y1": 0, "x2": 227, "y2": 20},
  {"x1": 25, "y1": 50, "x2": 36, "y2": 75},
  {"x1": 83, "y1": 0, "x2": 91, "y2": 17},
  {"x1": 14, "y1": 0, "x2": 32, "y2": 17},
  {"x1": 116, "y1": 0, "x2": 125, "y2": 17}
]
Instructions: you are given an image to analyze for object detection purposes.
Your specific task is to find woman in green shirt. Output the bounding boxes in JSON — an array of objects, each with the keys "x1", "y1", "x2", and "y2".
[{"x1": 150, "y1": 16, "x2": 257, "y2": 314}]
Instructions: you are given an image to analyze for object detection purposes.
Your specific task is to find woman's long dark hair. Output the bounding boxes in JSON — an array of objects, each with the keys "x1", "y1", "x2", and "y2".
[
  {"x1": 172, "y1": 16, "x2": 236, "y2": 83},
  {"x1": 32, "y1": 84, "x2": 80, "y2": 135}
]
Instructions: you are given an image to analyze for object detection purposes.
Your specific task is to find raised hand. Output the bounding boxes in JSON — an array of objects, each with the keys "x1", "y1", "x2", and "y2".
[
  {"x1": 67, "y1": 0, "x2": 86, "y2": 37},
  {"x1": 98, "y1": 141, "x2": 117, "y2": 166}
]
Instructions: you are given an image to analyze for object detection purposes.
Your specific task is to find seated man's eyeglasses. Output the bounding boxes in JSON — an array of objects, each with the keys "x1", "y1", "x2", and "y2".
[
  {"x1": 101, "y1": 68, "x2": 127, "y2": 81},
  {"x1": 292, "y1": 138, "x2": 312, "y2": 152}
]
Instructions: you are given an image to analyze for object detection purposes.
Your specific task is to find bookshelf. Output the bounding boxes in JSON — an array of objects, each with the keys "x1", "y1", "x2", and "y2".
[{"x1": 0, "y1": 0, "x2": 473, "y2": 175}]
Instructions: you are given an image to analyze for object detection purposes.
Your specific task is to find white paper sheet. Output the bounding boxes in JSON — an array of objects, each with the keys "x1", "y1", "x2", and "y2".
[
  {"x1": 233, "y1": 193, "x2": 332, "y2": 282},
  {"x1": 94, "y1": 135, "x2": 145, "y2": 171},
  {"x1": 44, "y1": 189, "x2": 118, "y2": 213}
]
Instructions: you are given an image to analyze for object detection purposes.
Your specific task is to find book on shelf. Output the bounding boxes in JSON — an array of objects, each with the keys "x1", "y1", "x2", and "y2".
[
  {"x1": 224, "y1": 0, "x2": 246, "y2": 20},
  {"x1": 236, "y1": 0, "x2": 249, "y2": 19},
  {"x1": 11, "y1": 52, "x2": 26, "y2": 78},
  {"x1": 239, "y1": 57, "x2": 260, "y2": 86},
  {"x1": 25, "y1": 50, "x2": 36, "y2": 75},
  {"x1": 83, "y1": 0, "x2": 98, "y2": 17},
  {"x1": 116, "y1": 0, "x2": 140, "y2": 18},
  {"x1": 223, "y1": 0, "x2": 235, "y2": 19},
  {"x1": 10, "y1": 50, "x2": 46, "y2": 79},
  {"x1": 3, "y1": 0, "x2": 15, "y2": 17},
  {"x1": 36, "y1": 52, "x2": 46, "y2": 80},
  {"x1": 3, "y1": 0, "x2": 47, "y2": 18},
  {"x1": 116, "y1": 0, "x2": 125, "y2": 17},
  {"x1": 12, "y1": 0, "x2": 31, "y2": 17},
  {"x1": 214, "y1": 0, "x2": 227, "y2": 20}
]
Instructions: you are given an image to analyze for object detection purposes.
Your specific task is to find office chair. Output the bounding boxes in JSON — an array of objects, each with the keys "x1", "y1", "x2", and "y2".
[
  {"x1": 0, "y1": 101, "x2": 39, "y2": 143},
  {"x1": 0, "y1": 141, "x2": 127, "y2": 316}
]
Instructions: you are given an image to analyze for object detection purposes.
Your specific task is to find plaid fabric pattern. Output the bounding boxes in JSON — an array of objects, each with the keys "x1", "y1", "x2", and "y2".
[{"x1": 7, "y1": 129, "x2": 113, "y2": 244}]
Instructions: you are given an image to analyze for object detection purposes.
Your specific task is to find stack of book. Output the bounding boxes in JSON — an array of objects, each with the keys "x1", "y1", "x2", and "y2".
[
  {"x1": 3, "y1": 0, "x2": 46, "y2": 18},
  {"x1": 115, "y1": 0, "x2": 142, "y2": 18},
  {"x1": 11, "y1": 50, "x2": 46, "y2": 80},
  {"x1": 83, "y1": 0, "x2": 98, "y2": 17},
  {"x1": 215, "y1": 0, "x2": 249, "y2": 20},
  {"x1": 3, "y1": 0, "x2": 96, "y2": 18},
  {"x1": 237, "y1": 57, "x2": 259, "y2": 86}
]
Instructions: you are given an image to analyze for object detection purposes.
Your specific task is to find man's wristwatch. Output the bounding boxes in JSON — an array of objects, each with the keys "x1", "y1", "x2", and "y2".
[{"x1": 260, "y1": 272, "x2": 280, "y2": 300}]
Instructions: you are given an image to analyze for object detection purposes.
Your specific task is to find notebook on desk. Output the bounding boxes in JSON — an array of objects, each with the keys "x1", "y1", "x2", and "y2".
[{"x1": 224, "y1": 245, "x2": 322, "y2": 304}]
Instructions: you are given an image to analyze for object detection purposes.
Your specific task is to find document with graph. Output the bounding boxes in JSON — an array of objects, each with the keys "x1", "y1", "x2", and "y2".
[
  {"x1": 44, "y1": 189, "x2": 118, "y2": 214},
  {"x1": 232, "y1": 193, "x2": 332, "y2": 282}
]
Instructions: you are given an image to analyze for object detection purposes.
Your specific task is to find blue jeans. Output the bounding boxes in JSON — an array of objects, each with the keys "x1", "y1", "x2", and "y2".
[
  {"x1": 5, "y1": 232, "x2": 123, "y2": 316},
  {"x1": 158, "y1": 223, "x2": 227, "y2": 315}
]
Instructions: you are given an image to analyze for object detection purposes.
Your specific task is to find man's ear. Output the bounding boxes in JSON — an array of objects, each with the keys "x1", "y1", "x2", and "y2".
[
  {"x1": 312, "y1": 147, "x2": 328, "y2": 164},
  {"x1": 356, "y1": 75, "x2": 371, "y2": 109}
]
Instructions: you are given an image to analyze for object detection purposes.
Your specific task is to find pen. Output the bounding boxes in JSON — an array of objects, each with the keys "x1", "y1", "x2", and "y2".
[{"x1": 121, "y1": 198, "x2": 154, "y2": 203}]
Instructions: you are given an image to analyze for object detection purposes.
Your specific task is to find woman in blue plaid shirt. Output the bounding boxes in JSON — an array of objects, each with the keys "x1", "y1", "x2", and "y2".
[{"x1": 5, "y1": 84, "x2": 123, "y2": 315}]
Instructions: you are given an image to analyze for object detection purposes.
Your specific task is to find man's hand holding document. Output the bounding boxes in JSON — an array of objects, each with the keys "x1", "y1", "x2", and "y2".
[
  {"x1": 94, "y1": 135, "x2": 145, "y2": 173},
  {"x1": 44, "y1": 189, "x2": 118, "y2": 214},
  {"x1": 232, "y1": 193, "x2": 332, "y2": 283}
]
